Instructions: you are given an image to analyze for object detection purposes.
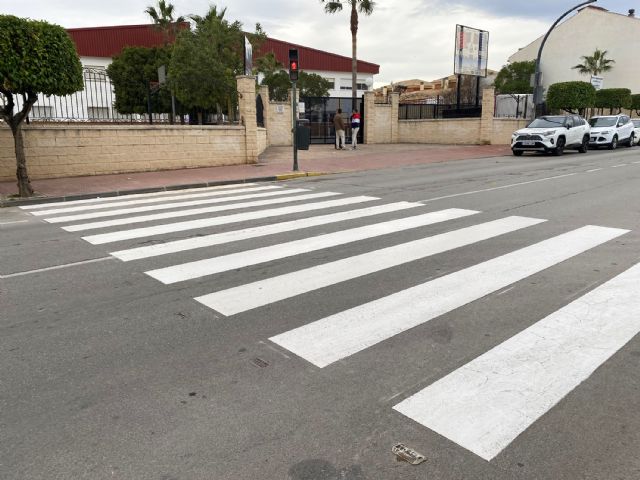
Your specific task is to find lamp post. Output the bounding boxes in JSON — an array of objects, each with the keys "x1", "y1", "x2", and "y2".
[{"x1": 532, "y1": 0, "x2": 597, "y2": 114}]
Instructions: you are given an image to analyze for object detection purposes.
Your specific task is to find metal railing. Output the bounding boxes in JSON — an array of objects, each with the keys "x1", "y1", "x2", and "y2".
[{"x1": 399, "y1": 102, "x2": 482, "y2": 120}]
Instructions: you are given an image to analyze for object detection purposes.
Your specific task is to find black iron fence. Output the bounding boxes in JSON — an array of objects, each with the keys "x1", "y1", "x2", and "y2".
[
  {"x1": 399, "y1": 102, "x2": 482, "y2": 120},
  {"x1": 0, "y1": 67, "x2": 238, "y2": 125}
]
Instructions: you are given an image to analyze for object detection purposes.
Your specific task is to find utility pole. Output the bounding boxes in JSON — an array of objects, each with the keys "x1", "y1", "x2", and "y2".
[{"x1": 289, "y1": 49, "x2": 299, "y2": 171}]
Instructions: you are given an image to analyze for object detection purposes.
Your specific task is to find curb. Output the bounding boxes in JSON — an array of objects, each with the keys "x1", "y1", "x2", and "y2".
[{"x1": 0, "y1": 171, "x2": 332, "y2": 208}]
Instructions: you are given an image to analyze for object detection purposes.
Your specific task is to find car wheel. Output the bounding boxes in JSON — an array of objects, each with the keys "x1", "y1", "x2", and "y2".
[
  {"x1": 512, "y1": 150, "x2": 523, "y2": 156},
  {"x1": 553, "y1": 137, "x2": 565, "y2": 156},
  {"x1": 627, "y1": 133, "x2": 635, "y2": 147},
  {"x1": 609, "y1": 135, "x2": 618, "y2": 150},
  {"x1": 578, "y1": 135, "x2": 589, "y2": 153}
]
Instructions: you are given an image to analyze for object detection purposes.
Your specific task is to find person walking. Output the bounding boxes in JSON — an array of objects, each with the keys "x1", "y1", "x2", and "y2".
[
  {"x1": 333, "y1": 109, "x2": 346, "y2": 149},
  {"x1": 350, "y1": 109, "x2": 361, "y2": 149}
]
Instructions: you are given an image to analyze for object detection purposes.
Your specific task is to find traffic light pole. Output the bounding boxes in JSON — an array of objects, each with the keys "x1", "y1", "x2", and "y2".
[{"x1": 292, "y1": 81, "x2": 299, "y2": 172}]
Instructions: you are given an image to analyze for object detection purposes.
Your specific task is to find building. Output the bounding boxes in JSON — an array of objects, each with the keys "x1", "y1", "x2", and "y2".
[
  {"x1": 257, "y1": 37, "x2": 379, "y2": 97},
  {"x1": 508, "y1": 6, "x2": 640, "y2": 95}
]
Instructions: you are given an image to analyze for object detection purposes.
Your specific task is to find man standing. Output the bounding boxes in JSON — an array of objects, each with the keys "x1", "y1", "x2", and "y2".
[
  {"x1": 350, "y1": 109, "x2": 361, "y2": 149},
  {"x1": 333, "y1": 109, "x2": 346, "y2": 150}
]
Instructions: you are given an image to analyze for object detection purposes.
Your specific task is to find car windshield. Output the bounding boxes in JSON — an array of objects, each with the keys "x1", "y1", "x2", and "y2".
[
  {"x1": 633, "y1": 120, "x2": 640, "y2": 128},
  {"x1": 528, "y1": 117, "x2": 566, "y2": 128},
  {"x1": 589, "y1": 117, "x2": 617, "y2": 127}
]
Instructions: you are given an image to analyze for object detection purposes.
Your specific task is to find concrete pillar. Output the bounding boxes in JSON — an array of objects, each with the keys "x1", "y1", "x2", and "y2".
[
  {"x1": 480, "y1": 87, "x2": 495, "y2": 145},
  {"x1": 237, "y1": 75, "x2": 258, "y2": 163},
  {"x1": 390, "y1": 92, "x2": 400, "y2": 144},
  {"x1": 258, "y1": 85, "x2": 270, "y2": 147},
  {"x1": 363, "y1": 91, "x2": 375, "y2": 144}
]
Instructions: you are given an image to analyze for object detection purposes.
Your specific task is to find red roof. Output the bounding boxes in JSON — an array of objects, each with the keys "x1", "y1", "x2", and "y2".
[
  {"x1": 67, "y1": 23, "x2": 186, "y2": 57},
  {"x1": 66, "y1": 24, "x2": 379, "y2": 75},
  {"x1": 257, "y1": 37, "x2": 379, "y2": 74}
]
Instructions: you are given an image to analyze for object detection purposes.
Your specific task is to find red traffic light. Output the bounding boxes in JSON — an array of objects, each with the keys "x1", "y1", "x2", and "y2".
[{"x1": 290, "y1": 61, "x2": 298, "y2": 71}]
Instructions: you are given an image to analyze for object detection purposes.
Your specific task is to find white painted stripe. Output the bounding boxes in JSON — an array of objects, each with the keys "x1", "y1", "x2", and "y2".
[
  {"x1": 270, "y1": 225, "x2": 627, "y2": 368},
  {"x1": 0, "y1": 257, "x2": 115, "y2": 279},
  {"x1": 30, "y1": 185, "x2": 282, "y2": 216},
  {"x1": 612, "y1": 164, "x2": 628, "y2": 168},
  {"x1": 19, "y1": 183, "x2": 256, "y2": 210},
  {"x1": 393, "y1": 261, "x2": 640, "y2": 461},
  {"x1": 197, "y1": 216, "x2": 542, "y2": 316},
  {"x1": 111, "y1": 202, "x2": 422, "y2": 262},
  {"x1": 45, "y1": 188, "x2": 309, "y2": 223},
  {"x1": 419, "y1": 173, "x2": 577, "y2": 203},
  {"x1": 147, "y1": 208, "x2": 479, "y2": 284},
  {"x1": 63, "y1": 192, "x2": 340, "y2": 232},
  {"x1": 586, "y1": 168, "x2": 603, "y2": 173},
  {"x1": 82, "y1": 196, "x2": 377, "y2": 245},
  {"x1": 0, "y1": 220, "x2": 30, "y2": 225}
]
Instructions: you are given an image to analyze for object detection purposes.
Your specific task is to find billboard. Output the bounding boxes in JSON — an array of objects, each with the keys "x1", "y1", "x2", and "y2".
[{"x1": 454, "y1": 25, "x2": 489, "y2": 77}]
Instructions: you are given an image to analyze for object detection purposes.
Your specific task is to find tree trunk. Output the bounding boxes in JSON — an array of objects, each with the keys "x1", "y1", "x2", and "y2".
[
  {"x1": 351, "y1": 4, "x2": 358, "y2": 107},
  {"x1": 11, "y1": 122, "x2": 34, "y2": 197}
]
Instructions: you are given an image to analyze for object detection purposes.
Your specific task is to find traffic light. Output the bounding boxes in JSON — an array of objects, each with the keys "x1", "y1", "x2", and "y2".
[{"x1": 289, "y1": 48, "x2": 299, "y2": 82}]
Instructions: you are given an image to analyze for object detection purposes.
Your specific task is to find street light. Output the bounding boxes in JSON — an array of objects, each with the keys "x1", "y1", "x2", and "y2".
[{"x1": 532, "y1": 0, "x2": 597, "y2": 113}]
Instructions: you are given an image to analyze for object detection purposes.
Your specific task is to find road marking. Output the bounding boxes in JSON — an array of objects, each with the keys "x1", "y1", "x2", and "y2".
[
  {"x1": 62, "y1": 192, "x2": 341, "y2": 232},
  {"x1": 393, "y1": 260, "x2": 640, "y2": 461},
  {"x1": 270, "y1": 225, "x2": 628, "y2": 368},
  {"x1": 146, "y1": 208, "x2": 479, "y2": 284},
  {"x1": 633, "y1": 161, "x2": 640, "y2": 164},
  {"x1": 197, "y1": 216, "x2": 542, "y2": 316},
  {"x1": 111, "y1": 202, "x2": 422, "y2": 261},
  {"x1": 419, "y1": 173, "x2": 578, "y2": 203},
  {"x1": 44, "y1": 188, "x2": 310, "y2": 223},
  {"x1": 495, "y1": 285, "x2": 515, "y2": 296},
  {"x1": 0, "y1": 220, "x2": 30, "y2": 225},
  {"x1": 0, "y1": 257, "x2": 115, "y2": 279},
  {"x1": 29, "y1": 185, "x2": 282, "y2": 216},
  {"x1": 81, "y1": 196, "x2": 378, "y2": 245},
  {"x1": 19, "y1": 183, "x2": 255, "y2": 210},
  {"x1": 586, "y1": 168, "x2": 603, "y2": 173},
  {"x1": 612, "y1": 164, "x2": 629, "y2": 168}
]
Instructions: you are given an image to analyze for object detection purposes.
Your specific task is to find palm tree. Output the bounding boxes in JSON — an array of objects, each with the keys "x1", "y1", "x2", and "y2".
[
  {"x1": 145, "y1": 0, "x2": 185, "y2": 45},
  {"x1": 321, "y1": 0, "x2": 375, "y2": 105},
  {"x1": 189, "y1": 5, "x2": 227, "y2": 28},
  {"x1": 572, "y1": 48, "x2": 615, "y2": 76}
]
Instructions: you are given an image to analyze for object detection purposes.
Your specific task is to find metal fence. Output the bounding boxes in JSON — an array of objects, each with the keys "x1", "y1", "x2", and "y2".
[
  {"x1": 0, "y1": 67, "x2": 237, "y2": 125},
  {"x1": 494, "y1": 94, "x2": 534, "y2": 119},
  {"x1": 399, "y1": 102, "x2": 482, "y2": 120}
]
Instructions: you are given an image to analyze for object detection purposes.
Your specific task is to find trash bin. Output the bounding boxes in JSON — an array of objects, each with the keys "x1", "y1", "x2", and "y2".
[{"x1": 295, "y1": 119, "x2": 311, "y2": 150}]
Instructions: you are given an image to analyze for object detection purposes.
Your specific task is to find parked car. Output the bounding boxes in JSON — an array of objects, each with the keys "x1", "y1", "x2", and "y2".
[
  {"x1": 588, "y1": 114, "x2": 635, "y2": 149},
  {"x1": 632, "y1": 119, "x2": 640, "y2": 146},
  {"x1": 511, "y1": 115, "x2": 590, "y2": 156}
]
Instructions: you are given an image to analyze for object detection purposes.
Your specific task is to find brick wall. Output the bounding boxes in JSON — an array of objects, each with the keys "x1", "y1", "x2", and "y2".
[
  {"x1": 399, "y1": 118, "x2": 482, "y2": 144},
  {"x1": 257, "y1": 127, "x2": 268, "y2": 154},
  {"x1": 0, "y1": 125, "x2": 247, "y2": 182},
  {"x1": 267, "y1": 101, "x2": 293, "y2": 146}
]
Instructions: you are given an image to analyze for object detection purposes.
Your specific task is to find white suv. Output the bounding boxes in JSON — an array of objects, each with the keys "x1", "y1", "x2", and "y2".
[
  {"x1": 511, "y1": 115, "x2": 590, "y2": 156},
  {"x1": 588, "y1": 115, "x2": 635, "y2": 149}
]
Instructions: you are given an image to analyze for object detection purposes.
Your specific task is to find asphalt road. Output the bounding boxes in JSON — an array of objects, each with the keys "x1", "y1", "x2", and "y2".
[{"x1": 2, "y1": 146, "x2": 640, "y2": 480}]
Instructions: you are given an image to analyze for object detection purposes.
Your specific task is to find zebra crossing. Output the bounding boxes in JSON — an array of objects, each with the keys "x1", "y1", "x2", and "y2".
[{"x1": 20, "y1": 182, "x2": 637, "y2": 462}]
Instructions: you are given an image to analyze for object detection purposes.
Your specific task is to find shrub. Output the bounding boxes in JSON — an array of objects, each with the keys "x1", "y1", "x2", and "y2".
[{"x1": 546, "y1": 81, "x2": 596, "y2": 113}]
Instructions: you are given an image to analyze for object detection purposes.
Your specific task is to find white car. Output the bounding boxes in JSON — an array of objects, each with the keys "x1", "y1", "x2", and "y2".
[
  {"x1": 511, "y1": 115, "x2": 590, "y2": 156},
  {"x1": 588, "y1": 114, "x2": 635, "y2": 149},
  {"x1": 632, "y1": 119, "x2": 640, "y2": 146}
]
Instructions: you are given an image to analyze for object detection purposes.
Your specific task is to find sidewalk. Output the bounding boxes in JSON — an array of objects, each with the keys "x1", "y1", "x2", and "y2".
[{"x1": 0, "y1": 143, "x2": 510, "y2": 205}]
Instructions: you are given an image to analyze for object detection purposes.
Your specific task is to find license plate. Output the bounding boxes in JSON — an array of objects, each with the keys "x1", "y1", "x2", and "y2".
[{"x1": 522, "y1": 140, "x2": 536, "y2": 146}]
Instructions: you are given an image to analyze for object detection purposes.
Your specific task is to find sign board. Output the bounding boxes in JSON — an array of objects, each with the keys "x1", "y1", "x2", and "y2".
[
  {"x1": 244, "y1": 36, "x2": 253, "y2": 76},
  {"x1": 298, "y1": 102, "x2": 305, "y2": 114},
  {"x1": 157, "y1": 65, "x2": 167, "y2": 84},
  {"x1": 590, "y1": 75, "x2": 604, "y2": 90},
  {"x1": 275, "y1": 105, "x2": 285, "y2": 114},
  {"x1": 454, "y1": 25, "x2": 489, "y2": 77}
]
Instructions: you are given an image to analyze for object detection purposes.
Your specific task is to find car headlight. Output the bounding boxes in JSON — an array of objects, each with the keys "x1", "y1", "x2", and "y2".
[
  {"x1": 599, "y1": 130, "x2": 611, "y2": 135},
  {"x1": 542, "y1": 131, "x2": 556, "y2": 137}
]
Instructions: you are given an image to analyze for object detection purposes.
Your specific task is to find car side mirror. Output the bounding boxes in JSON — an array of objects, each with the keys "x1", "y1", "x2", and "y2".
[{"x1": 566, "y1": 125, "x2": 571, "y2": 129}]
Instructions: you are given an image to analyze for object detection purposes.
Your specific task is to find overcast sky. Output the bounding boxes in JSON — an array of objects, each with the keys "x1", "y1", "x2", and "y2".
[{"x1": 1, "y1": 0, "x2": 630, "y2": 85}]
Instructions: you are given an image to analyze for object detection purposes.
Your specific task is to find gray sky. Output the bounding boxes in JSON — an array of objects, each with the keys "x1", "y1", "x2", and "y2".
[{"x1": 1, "y1": 0, "x2": 630, "y2": 85}]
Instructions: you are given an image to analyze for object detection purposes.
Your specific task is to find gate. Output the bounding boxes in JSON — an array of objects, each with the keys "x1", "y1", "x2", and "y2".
[{"x1": 300, "y1": 96, "x2": 364, "y2": 145}]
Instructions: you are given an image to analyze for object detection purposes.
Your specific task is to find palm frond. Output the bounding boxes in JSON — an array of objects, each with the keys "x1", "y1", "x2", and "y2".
[
  {"x1": 322, "y1": 1, "x2": 343, "y2": 13},
  {"x1": 358, "y1": 0, "x2": 375, "y2": 14}
]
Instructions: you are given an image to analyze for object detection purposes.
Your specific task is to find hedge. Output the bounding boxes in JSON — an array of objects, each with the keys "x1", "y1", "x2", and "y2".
[
  {"x1": 546, "y1": 81, "x2": 596, "y2": 112},
  {"x1": 595, "y1": 88, "x2": 632, "y2": 110}
]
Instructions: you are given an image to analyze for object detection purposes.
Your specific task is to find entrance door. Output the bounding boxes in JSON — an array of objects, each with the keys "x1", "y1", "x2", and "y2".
[{"x1": 300, "y1": 96, "x2": 364, "y2": 145}]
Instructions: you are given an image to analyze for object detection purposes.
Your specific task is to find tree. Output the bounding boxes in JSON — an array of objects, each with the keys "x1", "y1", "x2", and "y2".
[
  {"x1": 631, "y1": 94, "x2": 640, "y2": 116},
  {"x1": 107, "y1": 46, "x2": 173, "y2": 116},
  {"x1": 320, "y1": 0, "x2": 374, "y2": 104},
  {"x1": 261, "y1": 71, "x2": 291, "y2": 101},
  {"x1": 494, "y1": 61, "x2": 535, "y2": 94},
  {"x1": 145, "y1": 0, "x2": 185, "y2": 45},
  {"x1": 572, "y1": 48, "x2": 615, "y2": 76},
  {"x1": 0, "y1": 15, "x2": 83, "y2": 197},
  {"x1": 595, "y1": 88, "x2": 632, "y2": 114},
  {"x1": 546, "y1": 81, "x2": 596, "y2": 114},
  {"x1": 261, "y1": 70, "x2": 332, "y2": 101}
]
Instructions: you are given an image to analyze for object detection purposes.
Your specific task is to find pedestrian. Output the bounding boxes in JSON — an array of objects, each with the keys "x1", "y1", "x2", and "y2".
[
  {"x1": 333, "y1": 109, "x2": 346, "y2": 150},
  {"x1": 350, "y1": 109, "x2": 361, "y2": 149}
]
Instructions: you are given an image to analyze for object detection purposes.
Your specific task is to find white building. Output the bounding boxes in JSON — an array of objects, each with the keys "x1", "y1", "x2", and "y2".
[{"x1": 509, "y1": 6, "x2": 640, "y2": 96}]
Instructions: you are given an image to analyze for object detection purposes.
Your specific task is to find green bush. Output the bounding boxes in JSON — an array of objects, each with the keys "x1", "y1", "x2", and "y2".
[
  {"x1": 546, "y1": 81, "x2": 596, "y2": 113},
  {"x1": 595, "y1": 88, "x2": 632, "y2": 111},
  {"x1": 631, "y1": 94, "x2": 640, "y2": 114}
]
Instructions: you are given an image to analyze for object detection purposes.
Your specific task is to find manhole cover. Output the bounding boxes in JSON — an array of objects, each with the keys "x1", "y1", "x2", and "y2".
[
  {"x1": 392, "y1": 444, "x2": 427, "y2": 465},
  {"x1": 251, "y1": 357, "x2": 269, "y2": 368}
]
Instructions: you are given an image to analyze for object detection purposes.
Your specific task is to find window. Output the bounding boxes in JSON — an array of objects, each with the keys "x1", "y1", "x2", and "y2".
[
  {"x1": 325, "y1": 78, "x2": 335, "y2": 89},
  {"x1": 339, "y1": 80, "x2": 369, "y2": 91}
]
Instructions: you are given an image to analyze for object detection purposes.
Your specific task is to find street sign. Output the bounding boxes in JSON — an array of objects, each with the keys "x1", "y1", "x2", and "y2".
[
  {"x1": 157, "y1": 65, "x2": 166, "y2": 84},
  {"x1": 454, "y1": 25, "x2": 489, "y2": 77},
  {"x1": 591, "y1": 76, "x2": 604, "y2": 90}
]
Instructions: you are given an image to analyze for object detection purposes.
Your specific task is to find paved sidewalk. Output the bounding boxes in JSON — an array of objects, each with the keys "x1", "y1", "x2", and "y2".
[{"x1": 0, "y1": 143, "x2": 510, "y2": 205}]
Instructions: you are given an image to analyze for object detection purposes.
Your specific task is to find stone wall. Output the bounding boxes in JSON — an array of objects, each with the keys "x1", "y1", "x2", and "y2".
[
  {"x1": 257, "y1": 127, "x2": 268, "y2": 155},
  {"x1": 399, "y1": 118, "x2": 482, "y2": 144},
  {"x1": 0, "y1": 125, "x2": 247, "y2": 182},
  {"x1": 266, "y1": 101, "x2": 293, "y2": 146}
]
